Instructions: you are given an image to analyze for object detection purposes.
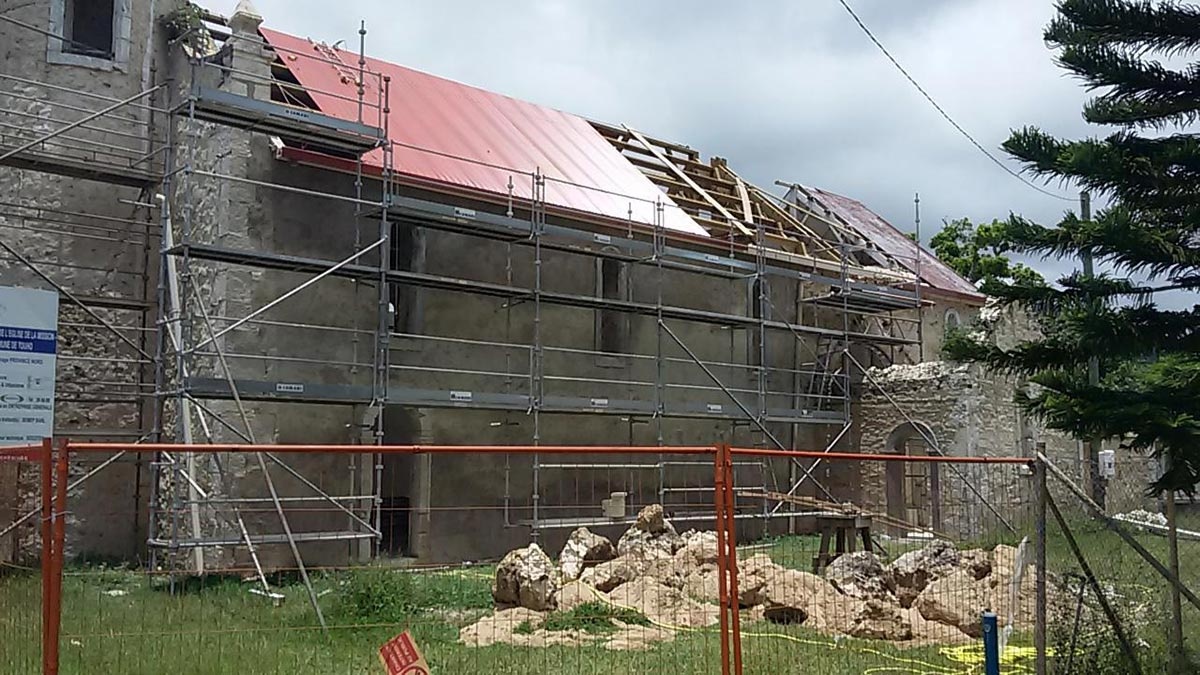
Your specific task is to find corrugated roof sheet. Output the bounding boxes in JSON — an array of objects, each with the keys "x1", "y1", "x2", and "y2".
[
  {"x1": 260, "y1": 28, "x2": 707, "y2": 237},
  {"x1": 811, "y1": 188, "x2": 984, "y2": 301}
]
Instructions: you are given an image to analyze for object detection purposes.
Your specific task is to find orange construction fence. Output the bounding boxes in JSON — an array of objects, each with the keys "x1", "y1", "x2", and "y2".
[{"x1": 15, "y1": 439, "x2": 1038, "y2": 675}]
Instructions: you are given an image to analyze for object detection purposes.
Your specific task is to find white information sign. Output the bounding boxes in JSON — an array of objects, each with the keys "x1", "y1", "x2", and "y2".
[{"x1": 0, "y1": 287, "x2": 58, "y2": 444}]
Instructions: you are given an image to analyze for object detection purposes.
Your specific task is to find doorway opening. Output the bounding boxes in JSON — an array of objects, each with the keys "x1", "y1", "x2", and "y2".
[{"x1": 884, "y1": 421, "x2": 941, "y2": 535}]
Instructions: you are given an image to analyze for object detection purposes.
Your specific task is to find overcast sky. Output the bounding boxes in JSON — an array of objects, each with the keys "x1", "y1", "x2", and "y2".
[{"x1": 210, "y1": 0, "x2": 1100, "y2": 280}]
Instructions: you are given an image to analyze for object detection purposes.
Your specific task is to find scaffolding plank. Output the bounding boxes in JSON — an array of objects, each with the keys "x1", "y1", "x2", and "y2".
[
  {"x1": 149, "y1": 531, "x2": 373, "y2": 548},
  {"x1": 0, "y1": 146, "x2": 158, "y2": 187},
  {"x1": 189, "y1": 87, "x2": 383, "y2": 155},
  {"x1": 185, "y1": 377, "x2": 370, "y2": 403},
  {"x1": 806, "y1": 288, "x2": 925, "y2": 313},
  {"x1": 185, "y1": 378, "x2": 848, "y2": 424}
]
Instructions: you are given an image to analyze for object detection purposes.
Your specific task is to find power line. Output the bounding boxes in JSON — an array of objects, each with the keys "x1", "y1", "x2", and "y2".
[{"x1": 835, "y1": 0, "x2": 1075, "y2": 203}]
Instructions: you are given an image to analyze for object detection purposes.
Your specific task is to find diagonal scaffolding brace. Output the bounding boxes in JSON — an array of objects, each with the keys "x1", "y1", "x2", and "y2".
[{"x1": 659, "y1": 320, "x2": 838, "y2": 503}]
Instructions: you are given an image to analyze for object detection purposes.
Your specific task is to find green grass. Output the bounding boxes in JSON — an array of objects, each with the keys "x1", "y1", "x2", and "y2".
[
  {"x1": 539, "y1": 601, "x2": 650, "y2": 635},
  {"x1": 3, "y1": 520, "x2": 1195, "y2": 674},
  {"x1": 0, "y1": 559, "x2": 1022, "y2": 675},
  {"x1": 1041, "y1": 514, "x2": 1200, "y2": 673}
]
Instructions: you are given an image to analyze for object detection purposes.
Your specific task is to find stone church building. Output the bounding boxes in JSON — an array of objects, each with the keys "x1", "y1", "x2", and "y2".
[{"x1": 0, "y1": 0, "x2": 1155, "y2": 569}]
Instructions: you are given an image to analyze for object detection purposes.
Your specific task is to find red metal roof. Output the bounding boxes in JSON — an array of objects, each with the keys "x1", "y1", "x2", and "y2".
[
  {"x1": 811, "y1": 188, "x2": 985, "y2": 303},
  {"x1": 260, "y1": 28, "x2": 708, "y2": 237}
]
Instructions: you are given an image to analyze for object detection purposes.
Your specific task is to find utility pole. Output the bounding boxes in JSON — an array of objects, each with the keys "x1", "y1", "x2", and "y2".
[
  {"x1": 1079, "y1": 191, "x2": 1105, "y2": 507},
  {"x1": 1166, "y1": 472, "x2": 1185, "y2": 671},
  {"x1": 915, "y1": 193, "x2": 923, "y2": 362}
]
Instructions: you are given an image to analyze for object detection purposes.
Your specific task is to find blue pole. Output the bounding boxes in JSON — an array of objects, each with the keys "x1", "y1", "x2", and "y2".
[{"x1": 982, "y1": 611, "x2": 1000, "y2": 675}]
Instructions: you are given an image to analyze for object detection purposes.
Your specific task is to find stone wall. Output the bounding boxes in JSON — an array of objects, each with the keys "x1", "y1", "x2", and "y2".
[
  {"x1": 853, "y1": 301, "x2": 1158, "y2": 546},
  {"x1": 854, "y1": 361, "x2": 1035, "y2": 540},
  {"x1": 0, "y1": 0, "x2": 180, "y2": 563}
]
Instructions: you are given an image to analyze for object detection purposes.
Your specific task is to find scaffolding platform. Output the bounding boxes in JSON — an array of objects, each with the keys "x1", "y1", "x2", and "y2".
[
  {"x1": 188, "y1": 87, "x2": 383, "y2": 156},
  {"x1": 0, "y1": 143, "x2": 160, "y2": 187},
  {"x1": 184, "y1": 377, "x2": 849, "y2": 424},
  {"x1": 806, "y1": 286, "x2": 923, "y2": 313},
  {"x1": 168, "y1": 242, "x2": 917, "y2": 346}
]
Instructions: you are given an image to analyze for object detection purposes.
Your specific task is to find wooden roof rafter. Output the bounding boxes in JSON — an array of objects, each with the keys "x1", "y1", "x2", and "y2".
[
  {"x1": 595, "y1": 124, "x2": 914, "y2": 274},
  {"x1": 622, "y1": 125, "x2": 755, "y2": 239},
  {"x1": 775, "y1": 181, "x2": 893, "y2": 265},
  {"x1": 713, "y1": 162, "x2": 850, "y2": 262},
  {"x1": 601, "y1": 125, "x2": 845, "y2": 260}
]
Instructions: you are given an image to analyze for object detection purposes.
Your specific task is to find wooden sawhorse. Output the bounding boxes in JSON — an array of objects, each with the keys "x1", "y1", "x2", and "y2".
[{"x1": 812, "y1": 513, "x2": 873, "y2": 574}]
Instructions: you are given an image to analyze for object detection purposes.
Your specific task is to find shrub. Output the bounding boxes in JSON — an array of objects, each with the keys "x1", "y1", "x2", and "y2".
[
  {"x1": 335, "y1": 568, "x2": 493, "y2": 623},
  {"x1": 540, "y1": 602, "x2": 651, "y2": 635}
]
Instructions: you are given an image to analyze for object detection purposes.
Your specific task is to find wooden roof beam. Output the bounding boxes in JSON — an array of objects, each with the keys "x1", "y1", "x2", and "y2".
[
  {"x1": 591, "y1": 121, "x2": 700, "y2": 161},
  {"x1": 625, "y1": 125, "x2": 754, "y2": 238}
]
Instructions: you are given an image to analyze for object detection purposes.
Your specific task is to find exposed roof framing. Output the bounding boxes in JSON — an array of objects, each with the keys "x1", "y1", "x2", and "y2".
[
  {"x1": 776, "y1": 181, "x2": 892, "y2": 267},
  {"x1": 711, "y1": 160, "x2": 843, "y2": 260},
  {"x1": 621, "y1": 125, "x2": 754, "y2": 239},
  {"x1": 253, "y1": 26, "x2": 980, "y2": 301},
  {"x1": 596, "y1": 122, "x2": 854, "y2": 264}
]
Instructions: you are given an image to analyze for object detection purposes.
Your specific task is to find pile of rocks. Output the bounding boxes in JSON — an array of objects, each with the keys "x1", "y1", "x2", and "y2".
[{"x1": 462, "y1": 506, "x2": 1041, "y2": 650}]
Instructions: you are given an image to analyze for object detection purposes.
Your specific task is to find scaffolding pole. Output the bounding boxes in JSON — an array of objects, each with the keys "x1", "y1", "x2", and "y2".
[{"x1": 530, "y1": 169, "x2": 546, "y2": 542}]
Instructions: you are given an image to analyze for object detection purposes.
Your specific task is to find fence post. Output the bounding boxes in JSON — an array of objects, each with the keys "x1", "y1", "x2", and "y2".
[
  {"x1": 713, "y1": 443, "x2": 731, "y2": 675},
  {"x1": 1166, "y1": 487, "x2": 1185, "y2": 671},
  {"x1": 722, "y1": 444, "x2": 742, "y2": 675},
  {"x1": 982, "y1": 611, "x2": 1000, "y2": 675},
  {"x1": 40, "y1": 438, "x2": 52, "y2": 675},
  {"x1": 1034, "y1": 458, "x2": 1047, "y2": 675},
  {"x1": 49, "y1": 440, "x2": 67, "y2": 675}
]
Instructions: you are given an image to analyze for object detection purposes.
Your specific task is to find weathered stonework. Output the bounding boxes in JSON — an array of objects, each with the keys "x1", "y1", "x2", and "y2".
[
  {"x1": 0, "y1": 0, "x2": 176, "y2": 563},
  {"x1": 854, "y1": 302, "x2": 1157, "y2": 541}
]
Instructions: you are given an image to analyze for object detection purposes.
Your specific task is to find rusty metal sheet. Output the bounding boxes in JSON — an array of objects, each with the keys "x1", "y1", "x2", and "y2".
[{"x1": 812, "y1": 188, "x2": 984, "y2": 302}]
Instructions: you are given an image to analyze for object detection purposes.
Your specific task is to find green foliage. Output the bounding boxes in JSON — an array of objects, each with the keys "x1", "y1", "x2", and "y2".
[
  {"x1": 948, "y1": 0, "x2": 1200, "y2": 494},
  {"x1": 161, "y1": 3, "x2": 215, "y2": 56},
  {"x1": 928, "y1": 217, "x2": 1045, "y2": 287},
  {"x1": 161, "y1": 3, "x2": 204, "y2": 39},
  {"x1": 514, "y1": 620, "x2": 535, "y2": 635},
  {"x1": 540, "y1": 601, "x2": 651, "y2": 635},
  {"x1": 334, "y1": 568, "x2": 492, "y2": 623}
]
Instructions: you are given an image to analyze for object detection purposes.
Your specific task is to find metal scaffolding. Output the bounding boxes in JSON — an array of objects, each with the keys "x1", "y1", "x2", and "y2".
[{"x1": 149, "y1": 17, "x2": 391, "y2": 602}]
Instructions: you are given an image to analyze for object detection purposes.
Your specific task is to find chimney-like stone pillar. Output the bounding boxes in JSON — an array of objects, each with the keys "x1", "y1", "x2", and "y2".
[{"x1": 227, "y1": 1, "x2": 268, "y2": 100}]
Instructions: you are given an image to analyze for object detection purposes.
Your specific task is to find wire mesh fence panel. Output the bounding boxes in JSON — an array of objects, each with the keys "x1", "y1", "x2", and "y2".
[
  {"x1": 0, "y1": 447, "x2": 44, "y2": 675},
  {"x1": 379, "y1": 446, "x2": 724, "y2": 672},
  {"x1": 729, "y1": 451, "x2": 1040, "y2": 674},
  {"x1": 41, "y1": 444, "x2": 744, "y2": 674},
  {"x1": 1043, "y1": 483, "x2": 1200, "y2": 674}
]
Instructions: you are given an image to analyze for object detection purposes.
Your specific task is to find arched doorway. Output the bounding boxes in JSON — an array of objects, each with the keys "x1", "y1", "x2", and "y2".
[{"x1": 884, "y1": 422, "x2": 941, "y2": 535}]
